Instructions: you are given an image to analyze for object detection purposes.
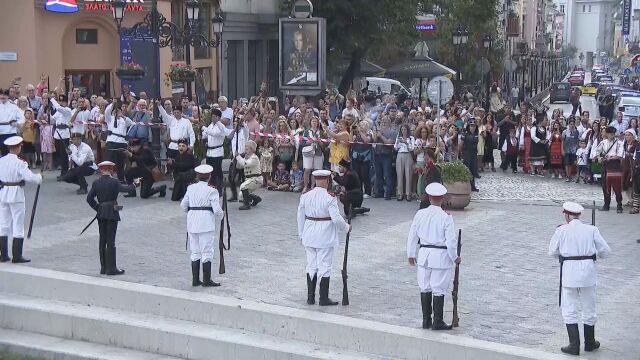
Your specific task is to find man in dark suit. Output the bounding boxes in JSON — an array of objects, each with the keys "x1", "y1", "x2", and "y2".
[
  {"x1": 124, "y1": 138, "x2": 166, "y2": 198},
  {"x1": 86, "y1": 161, "x2": 137, "y2": 275},
  {"x1": 169, "y1": 139, "x2": 196, "y2": 201},
  {"x1": 333, "y1": 159, "x2": 369, "y2": 217}
]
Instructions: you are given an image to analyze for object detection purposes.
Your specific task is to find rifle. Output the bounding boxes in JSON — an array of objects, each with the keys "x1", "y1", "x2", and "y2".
[
  {"x1": 26, "y1": 182, "x2": 41, "y2": 239},
  {"x1": 218, "y1": 185, "x2": 231, "y2": 274},
  {"x1": 341, "y1": 206, "x2": 352, "y2": 306},
  {"x1": 451, "y1": 229, "x2": 462, "y2": 327},
  {"x1": 592, "y1": 200, "x2": 595, "y2": 225}
]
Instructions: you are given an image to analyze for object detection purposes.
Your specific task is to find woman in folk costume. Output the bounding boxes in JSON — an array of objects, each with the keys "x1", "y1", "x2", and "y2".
[
  {"x1": 621, "y1": 129, "x2": 638, "y2": 206},
  {"x1": 549, "y1": 120, "x2": 564, "y2": 178},
  {"x1": 530, "y1": 117, "x2": 551, "y2": 176},
  {"x1": 518, "y1": 111, "x2": 533, "y2": 174}
]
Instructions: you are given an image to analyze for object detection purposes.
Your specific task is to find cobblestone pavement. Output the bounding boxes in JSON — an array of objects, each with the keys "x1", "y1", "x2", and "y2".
[{"x1": 15, "y1": 167, "x2": 640, "y2": 359}]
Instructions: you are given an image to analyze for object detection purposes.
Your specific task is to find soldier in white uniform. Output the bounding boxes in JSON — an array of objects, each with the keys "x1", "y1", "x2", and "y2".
[
  {"x1": 181, "y1": 165, "x2": 224, "y2": 287},
  {"x1": 297, "y1": 170, "x2": 351, "y2": 306},
  {"x1": 235, "y1": 140, "x2": 263, "y2": 210},
  {"x1": 157, "y1": 100, "x2": 196, "y2": 160},
  {"x1": 406, "y1": 183, "x2": 460, "y2": 330},
  {"x1": 0, "y1": 136, "x2": 43, "y2": 263},
  {"x1": 202, "y1": 108, "x2": 229, "y2": 189},
  {"x1": 549, "y1": 202, "x2": 611, "y2": 356},
  {"x1": 0, "y1": 88, "x2": 25, "y2": 156}
]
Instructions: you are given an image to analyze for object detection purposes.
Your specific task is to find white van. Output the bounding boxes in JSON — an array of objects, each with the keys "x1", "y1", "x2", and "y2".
[{"x1": 365, "y1": 77, "x2": 410, "y2": 96}]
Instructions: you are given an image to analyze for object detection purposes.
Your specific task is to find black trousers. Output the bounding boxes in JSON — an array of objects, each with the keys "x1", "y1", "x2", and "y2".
[
  {"x1": 501, "y1": 153, "x2": 518, "y2": 171},
  {"x1": 125, "y1": 167, "x2": 155, "y2": 198},
  {"x1": 172, "y1": 171, "x2": 194, "y2": 201},
  {"x1": 62, "y1": 164, "x2": 95, "y2": 189},
  {"x1": 571, "y1": 103, "x2": 582, "y2": 116},
  {"x1": 340, "y1": 190, "x2": 363, "y2": 215},
  {"x1": 352, "y1": 158, "x2": 372, "y2": 195},
  {"x1": 55, "y1": 138, "x2": 70, "y2": 176},
  {"x1": 98, "y1": 219, "x2": 118, "y2": 250},
  {"x1": 206, "y1": 156, "x2": 224, "y2": 190},
  {"x1": 463, "y1": 152, "x2": 478, "y2": 189},
  {"x1": 228, "y1": 162, "x2": 245, "y2": 199},
  {"x1": 105, "y1": 142, "x2": 127, "y2": 182}
]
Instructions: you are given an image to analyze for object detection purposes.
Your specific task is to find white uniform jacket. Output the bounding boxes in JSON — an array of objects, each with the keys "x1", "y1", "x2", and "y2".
[
  {"x1": 0, "y1": 154, "x2": 42, "y2": 203},
  {"x1": 0, "y1": 101, "x2": 25, "y2": 135},
  {"x1": 202, "y1": 121, "x2": 229, "y2": 158},
  {"x1": 71, "y1": 108, "x2": 91, "y2": 135},
  {"x1": 406, "y1": 205, "x2": 457, "y2": 269},
  {"x1": 50, "y1": 99, "x2": 72, "y2": 140},
  {"x1": 593, "y1": 138, "x2": 624, "y2": 159},
  {"x1": 104, "y1": 103, "x2": 132, "y2": 144},
  {"x1": 297, "y1": 187, "x2": 349, "y2": 249},
  {"x1": 549, "y1": 219, "x2": 611, "y2": 288},
  {"x1": 69, "y1": 142, "x2": 97, "y2": 169},
  {"x1": 235, "y1": 153, "x2": 261, "y2": 176},
  {"x1": 180, "y1": 181, "x2": 224, "y2": 234},
  {"x1": 158, "y1": 106, "x2": 196, "y2": 150}
]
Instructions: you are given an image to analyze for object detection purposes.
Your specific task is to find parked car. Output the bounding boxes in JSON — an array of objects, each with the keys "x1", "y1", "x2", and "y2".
[
  {"x1": 592, "y1": 69, "x2": 607, "y2": 79},
  {"x1": 549, "y1": 82, "x2": 571, "y2": 103},
  {"x1": 365, "y1": 77, "x2": 411, "y2": 96},
  {"x1": 568, "y1": 75, "x2": 584, "y2": 86},
  {"x1": 580, "y1": 82, "x2": 599, "y2": 96},
  {"x1": 596, "y1": 74, "x2": 614, "y2": 83},
  {"x1": 615, "y1": 94, "x2": 640, "y2": 122}
]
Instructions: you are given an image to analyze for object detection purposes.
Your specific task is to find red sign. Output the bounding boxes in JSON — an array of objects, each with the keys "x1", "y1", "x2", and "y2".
[{"x1": 83, "y1": 0, "x2": 145, "y2": 12}]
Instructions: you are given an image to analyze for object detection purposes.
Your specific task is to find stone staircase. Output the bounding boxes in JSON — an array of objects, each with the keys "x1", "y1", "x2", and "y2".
[{"x1": 0, "y1": 266, "x2": 564, "y2": 360}]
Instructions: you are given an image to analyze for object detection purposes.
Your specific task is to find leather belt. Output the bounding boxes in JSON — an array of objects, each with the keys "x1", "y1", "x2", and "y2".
[
  {"x1": 0, "y1": 181, "x2": 25, "y2": 186},
  {"x1": 245, "y1": 174, "x2": 261, "y2": 178},
  {"x1": 0, "y1": 121, "x2": 17, "y2": 126},
  {"x1": 188, "y1": 207, "x2": 213, "y2": 211},
  {"x1": 171, "y1": 139, "x2": 188, "y2": 144},
  {"x1": 305, "y1": 216, "x2": 332, "y2": 221},
  {"x1": 56, "y1": 124, "x2": 70, "y2": 129},
  {"x1": 419, "y1": 244, "x2": 447, "y2": 249},
  {"x1": 207, "y1": 144, "x2": 224, "y2": 150},
  {"x1": 558, "y1": 254, "x2": 596, "y2": 306},
  {"x1": 107, "y1": 131, "x2": 127, "y2": 138}
]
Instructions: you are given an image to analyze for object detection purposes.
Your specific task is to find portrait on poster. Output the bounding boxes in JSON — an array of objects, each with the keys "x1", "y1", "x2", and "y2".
[{"x1": 280, "y1": 21, "x2": 319, "y2": 87}]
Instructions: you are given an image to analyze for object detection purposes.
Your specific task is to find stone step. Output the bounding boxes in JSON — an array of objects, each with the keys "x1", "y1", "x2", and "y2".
[
  {"x1": 0, "y1": 293, "x2": 386, "y2": 360},
  {"x1": 0, "y1": 266, "x2": 565, "y2": 360},
  {"x1": 0, "y1": 328, "x2": 182, "y2": 360}
]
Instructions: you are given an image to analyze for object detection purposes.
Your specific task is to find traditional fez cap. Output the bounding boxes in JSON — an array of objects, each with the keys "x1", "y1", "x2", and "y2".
[
  {"x1": 212, "y1": 108, "x2": 222, "y2": 117},
  {"x1": 425, "y1": 182, "x2": 447, "y2": 197},
  {"x1": 605, "y1": 126, "x2": 616, "y2": 134},
  {"x1": 97, "y1": 161, "x2": 115, "y2": 168},
  {"x1": 562, "y1": 201, "x2": 584, "y2": 215},
  {"x1": 70, "y1": 132, "x2": 82, "y2": 139},
  {"x1": 58, "y1": 94, "x2": 68, "y2": 102},
  {"x1": 312, "y1": 169, "x2": 332, "y2": 179},
  {"x1": 176, "y1": 138, "x2": 188, "y2": 145},
  {"x1": 195, "y1": 164, "x2": 213, "y2": 174},
  {"x1": 339, "y1": 159, "x2": 351, "y2": 168},
  {"x1": 4, "y1": 136, "x2": 23, "y2": 147},
  {"x1": 245, "y1": 140, "x2": 257, "y2": 152}
]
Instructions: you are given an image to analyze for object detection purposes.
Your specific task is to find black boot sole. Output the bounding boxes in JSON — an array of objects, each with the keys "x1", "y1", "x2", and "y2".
[
  {"x1": 12, "y1": 258, "x2": 31, "y2": 264},
  {"x1": 192, "y1": 280, "x2": 203, "y2": 286},
  {"x1": 106, "y1": 269, "x2": 125, "y2": 276},
  {"x1": 202, "y1": 281, "x2": 221, "y2": 287},
  {"x1": 561, "y1": 346, "x2": 579, "y2": 355},
  {"x1": 319, "y1": 300, "x2": 338, "y2": 306}
]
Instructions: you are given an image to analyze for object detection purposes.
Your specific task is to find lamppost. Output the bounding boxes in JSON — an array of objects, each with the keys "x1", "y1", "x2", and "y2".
[
  {"x1": 111, "y1": 0, "x2": 224, "y2": 101},
  {"x1": 452, "y1": 26, "x2": 469, "y2": 82},
  {"x1": 517, "y1": 48, "x2": 529, "y2": 103},
  {"x1": 483, "y1": 34, "x2": 492, "y2": 111}
]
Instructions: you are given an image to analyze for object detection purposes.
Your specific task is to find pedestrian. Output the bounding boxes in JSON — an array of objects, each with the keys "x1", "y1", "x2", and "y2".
[
  {"x1": 549, "y1": 121, "x2": 564, "y2": 179},
  {"x1": 548, "y1": 202, "x2": 611, "y2": 355},
  {"x1": 575, "y1": 140, "x2": 590, "y2": 183},
  {"x1": 86, "y1": 161, "x2": 137, "y2": 275},
  {"x1": 407, "y1": 182, "x2": 461, "y2": 330},
  {"x1": 500, "y1": 127, "x2": 519, "y2": 172},
  {"x1": 0, "y1": 136, "x2": 43, "y2": 263},
  {"x1": 569, "y1": 87, "x2": 582, "y2": 117},
  {"x1": 631, "y1": 143, "x2": 640, "y2": 214},
  {"x1": 373, "y1": 116, "x2": 397, "y2": 199},
  {"x1": 296, "y1": 169, "x2": 351, "y2": 306},
  {"x1": 394, "y1": 124, "x2": 415, "y2": 201},
  {"x1": 621, "y1": 129, "x2": 638, "y2": 204},
  {"x1": 180, "y1": 164, "x2": 224, "y2": 287},
  {"x1": 460, "y1": 118, "x2": 480, "y2": 192},
  {"x1": 59, "y1": 132, "x2": 97, "y2": 194},
  {"x1": 562, "y1": 119, "x2": 580, "y2": 182},
  {"x1": 594, "y1": 126, "x2": 624, "y2": 212},
  {"x1": 258, "y1": 137, "x2": 274, "y2": 187},
  {"x1": 530, "y1": 117, "x2": 550, "y2": 176},
  {"x1": 481, "y1": 121, "x2": 496, "y2": 172},
  {"x1": 418, "y1": 149, "x2": 443, "y2": 209},
  {"x1": 235, "y1": 139, "x2": 262, "y2": 210}
]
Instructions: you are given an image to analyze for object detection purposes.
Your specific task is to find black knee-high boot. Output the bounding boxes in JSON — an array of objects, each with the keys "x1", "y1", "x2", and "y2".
[
  {"x1": 11, "y1": 238, "x2": 30, "y2": 263},
  {"x1": 192, "y1": 260, "x2": 202, "y2": 286},
  {"x1": 318, "y1": 277, "x2": 338, "y2": 306},
  {"x1": 0, "y1": 236, "x2": 10, "y2": 262},
  {"x1": 432, "y1": 295, "x2": 452, "y2": 330},
  {"x1": 561, "y1": 323, "x2": 580, "y2": 355},
  {"x1": 106, "y1": 247, "x2": 124, "y2": 275},
  {"x1": 421, "y1": 292, "x2": 432, "y2": 329},
  {"x1": 307, "y1": 274, "x2": 317, "y2": 305}
]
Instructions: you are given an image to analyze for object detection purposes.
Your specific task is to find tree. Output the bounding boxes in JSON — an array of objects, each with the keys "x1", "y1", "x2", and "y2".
[{"x1": 281, "y1": 0, "x2": 420, "y2": 94}]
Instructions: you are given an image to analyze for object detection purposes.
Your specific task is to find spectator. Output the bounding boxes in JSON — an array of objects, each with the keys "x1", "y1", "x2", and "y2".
[
  {"x1": 373, "y1": 115, "x2": 397, "y2": 199},
  {"x1": 325, "y1": 119, "x2": 351, "y2": 173},
  {"x1": 267, "y1": 162, "x2": 290, "y2": 191},
  {"x1": 530, "y1": 117, "x2": 550, "y2": 177},
  {"x1": 562, "y1": 119, "x2": 580, "y2": 182},
  {"x1": 576, "y1": 140, "x2": 590, "y2": 183},
  {"x1": 501, "y1": 127, "x2": 519, "y2": 173},
  {"x1": 300, "y1": 116, "x2": 325, "y2": 191},
  {"x1": 274, "y1": 119, "x2": 295, "y2": 171},
  {"x1": 460, "y1": 118, "x2": 480, "y2": 192},
  {"x1": 481, "y1": 120, "x2": 496, "y2": 172},
  {"x1": 290, "y1": 161, "x2": 303, "y2": 192},
  {"x1": 549, "y1": 121, "x2": 564, "y2": 179},
  {"x1": 350, "y1": 120, "x2": 373, "y2": 198},
  {"x1": 258, "y1": 137, "x2": 274, "y2": 187},
  {"x1": 394, "y1": 124, "x2": 415, "y2": 202}
]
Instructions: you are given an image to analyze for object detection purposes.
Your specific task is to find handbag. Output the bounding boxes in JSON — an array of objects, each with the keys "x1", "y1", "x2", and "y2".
[
  {"x1": 149, "y1": 166, "x2": 165, "y2": 182},
  {"x1": 302, "y1": 145, "x2": 315, "y2": 157}
]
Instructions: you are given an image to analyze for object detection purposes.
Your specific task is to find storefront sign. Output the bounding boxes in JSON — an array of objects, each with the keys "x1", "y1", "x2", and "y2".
[
  {"x1": 0, "y1": 52, "x2": 18, "y2": 61},
  {"x1": 120, "y1": 34, "x2": 158, "y2": 99},
  {"x1": 84, "y1": 0, "x2": 145, "y2": 12},
  {"x1": 45, "y1": 0, "x2": 80, "y2": 13},
  {"x1": 415, "y1": 16, "x2": 436, "y2": 33},
  {"x1": 623, "y1": 0, "x2": 631, "y2": 35}
]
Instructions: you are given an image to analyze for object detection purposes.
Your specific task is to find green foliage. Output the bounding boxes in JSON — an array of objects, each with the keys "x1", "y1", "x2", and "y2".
[
  {"x1": 439, "y1": 160, "x2": 472, "y2": 183},
  {"x1": 0, "y1": 354, "x2": 39, "y2": 360}
]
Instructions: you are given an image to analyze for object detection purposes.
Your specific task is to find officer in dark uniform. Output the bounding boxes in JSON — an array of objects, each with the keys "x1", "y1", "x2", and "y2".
[
  {"x1": 124, "y1": 138, "x2": 166, "y2": 198},
  {"x1": 333, "y1": 159, "x2": 370, "y2": 217},
  {"x1": 86, "y1": 161, "x2": 137, "y2": 275},
  {"x1": 170, "y1": 139, "x2": 197, "y2": 201}
]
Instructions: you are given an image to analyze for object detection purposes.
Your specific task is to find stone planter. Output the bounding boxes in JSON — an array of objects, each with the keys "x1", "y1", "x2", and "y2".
[{"x1": 443, "y1": 181, "x2": 471, "y2": 210}]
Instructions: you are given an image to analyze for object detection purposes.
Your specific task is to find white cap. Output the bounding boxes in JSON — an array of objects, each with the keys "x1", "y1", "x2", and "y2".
[
  {"x1": 624, "y1": 128, "x2": 637, "y2": 139},
  {"x1": 312, "y1": 170, "x2": 332, "y2": 179},
  {"x1": 425, "y1": 183, "x2": 447, "y2": 197},
  {"x1": 4, "y1": 136, "x2": 23, "y2": 147},
  {"x1": 97, "y1": 161, "x2": 115, "y2": 168},
  {"x1": 562, "y1": 201, "x2": 584, "y2": 214},
  {"x1": 195, "y1": 164, "x2": 213, "y2": 174}
]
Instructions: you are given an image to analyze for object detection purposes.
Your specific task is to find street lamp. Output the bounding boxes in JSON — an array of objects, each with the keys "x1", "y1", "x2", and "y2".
[
  {"x1": 186, "y1": 0, "x2": 200, "y2": 25},
  {"x1": 112, "y1": 0, "x2": 126, "y2": 29},
  {"x1": 483, "y1": 34, "x2": 492, "y2": 111},
  {"x1": 452, "y1": 26, "x2": 468, "y2": 82}
]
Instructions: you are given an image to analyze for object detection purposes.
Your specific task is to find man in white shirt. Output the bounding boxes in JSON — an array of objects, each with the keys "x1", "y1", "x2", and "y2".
[
  {"x1": 549, "y1": 202, "x2": 610, "y2": 356},
  {"x1": 610, "y1": 111, "x2": 629, "y2": 138},
  {"x1": 0, "y1": 88, "x2": 25, "y2": 156},
  {"x1": 51, "y1": 94, "x2": 73, "y2": 179},
  {"x1": 202, "y1": 108, "x2": 229, "y2": 189},
  {"x1": 71, "y1": 98, "x2": 91, "y2": 136},
  {"x1": 594, "y1": 126, "x2": 625, "y2": 212},
  {"x1": 157, "y1": 100, "x2": 195, "y2": 160},
  {"x1": 25, "y1": 84, "x2": 42, "y2": 112},
  {"x1": 227, "y1": 116, "x2": 249, "y2": 202},
  {"x1": 218, "y1": 96, "x2": 234, "y2": 129},
  {"x1": 407, "y1": 183, "x2": 461, "y2": 330},
  {"x1": 59, "y1": 133, "x2": 97, "y2": 194},
  {"x1": 576, "y1": 111, "x2": 590, "y2": 137}
]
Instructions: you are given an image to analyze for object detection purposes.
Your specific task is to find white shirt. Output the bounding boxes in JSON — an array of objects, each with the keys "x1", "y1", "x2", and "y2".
[
  {"x1": 104, "y1": 103, "x2": 132, "y2": 144},
  {"x1": 297, "y1": 187, "x2": 349, "y2": 249},
  {"x1": 406, "y1": 205, "x2": 457, "y2": 269},
  {"x1": 394, "y1": 136, "x2": 415, "y2": 153},
  {"x1": 576, "y1": 148, "x2": 589, "y2": 166},
  {"x1": 180, "y1": 181, "x2": 223, "y2": 234},
  {"x1": 50, "y1": 99, "x2": 72, "y2": 140},
  {"x1": 549, "y1": 219, "x2": 611, "y2": 288},
  {"x1": 229, "y1": 125, "x2": 249, "y2": 157},
  {"x1": 0, "y1": 153, "x2": 42, "y2": 203},
  {"x1": 158, "y1": 106, "x2": 196, "y2": 150},
  {"x1": 69, "y1": 142, "x2": 96, "y2": 169},
  {"x1": 90, "y1": 105, "x2": 100, "y2": 121},
  {"x1": 593, "y1": 138, "x2": 624, "y2": 159},
  {"x1": 220, "y1": 107, "x2": 234, "y2": 129},
  {"x1": 202, "y1": 121, "x2": 230, "y2": 158},
  {"x1": 342, "y1": 107, "x2": 360, "y2": 121},
  {"x1": 71, "y1": 108, "x2": 91, "y2": 135},
  {"x1": 0, "y1": 101, "x2": 25, "y2": 135}
]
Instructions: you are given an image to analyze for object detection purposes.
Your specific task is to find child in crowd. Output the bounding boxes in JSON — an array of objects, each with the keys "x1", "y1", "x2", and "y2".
[
  {"x1": 501, "y1": 127, "x2": 519, "y2": 173},
  {"x1": 575, "y1": 139, "x2": 590, "y2": 184},
  {"x1": 258, "y1": 137, "x2": 274, "y2": 187},
  {"x1": 38, "y1": 112, "x2": 54, "y2": 171},
  {"x1": 267, "y1": 162, "x2": 290, "y2": 191},
  {"x1": 290, "y1": 161, "x2": 304, "y2": 192}
]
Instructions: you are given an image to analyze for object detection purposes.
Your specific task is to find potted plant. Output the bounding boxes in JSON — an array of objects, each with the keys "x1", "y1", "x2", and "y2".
[
  {"x1": 165, "y1": 63, "x2": 196, "y2": 85},
  {"x1": 116, "y1": 63, "x2": 145, "y2": 81},
  {"x1": 439, "y1": 160, "x2": 473, "y2": 210}
]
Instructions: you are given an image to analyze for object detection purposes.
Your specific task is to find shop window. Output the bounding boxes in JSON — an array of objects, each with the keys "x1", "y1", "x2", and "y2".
[
  {"x1": 195, "y1": 2, "x2": 211, "y2": 60},
  {"x1": 171, "y1": 0, "x2": 185, "y2": 61},
  {"x1": 76, "y1": 29, "x2": 98, "y2": 44}
]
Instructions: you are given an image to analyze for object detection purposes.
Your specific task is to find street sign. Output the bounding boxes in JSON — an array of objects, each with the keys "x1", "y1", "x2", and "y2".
[
  {"x1": 476, "y1": 58, "x2": 491, "y2": 75},
  {"x1": 292, "y1": 0, "x2": 313, "y2": 18},
  {"x1": 504, "y1": 58, "x2": 517, "y2": 72},
  {"x1": 427, "y1": 76, "x2": 454, "y2": 105}
]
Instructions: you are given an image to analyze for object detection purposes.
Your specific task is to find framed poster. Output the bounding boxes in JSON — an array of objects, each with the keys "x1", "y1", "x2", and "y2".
[{"x1": 279, "y1": 17, "x2": 326, "y2": 91}]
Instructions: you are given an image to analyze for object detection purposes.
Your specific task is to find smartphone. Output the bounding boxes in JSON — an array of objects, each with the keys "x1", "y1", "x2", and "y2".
[{"x1": 268, "y1": 97, "x2": 277, "y2": 102}]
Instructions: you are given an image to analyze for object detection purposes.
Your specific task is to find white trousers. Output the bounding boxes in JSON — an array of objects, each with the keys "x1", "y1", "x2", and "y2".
[
  {"x1": 0, "y1": 202, "x2": 25, "y2": 238},
  {"x1": 417, "y1": 265, "x2": 452, "y2": 296},
  {"x1": 240, "y1": 177, "x2": 262, "y2": 192},
  {"x1": 561, "y1": 286, "x2": 597, "y2": 325},
  {"x1": 188, "y1": 231, "x2": 215, "y2": 263},
  {"x1": 305, "y1": 246, "x2": 335, "y2": 278}
]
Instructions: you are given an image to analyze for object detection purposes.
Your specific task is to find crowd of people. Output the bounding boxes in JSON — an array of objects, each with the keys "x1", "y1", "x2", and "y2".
[{"x1": 1, "y1": 75, "x2": 639, "y2": 215}]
